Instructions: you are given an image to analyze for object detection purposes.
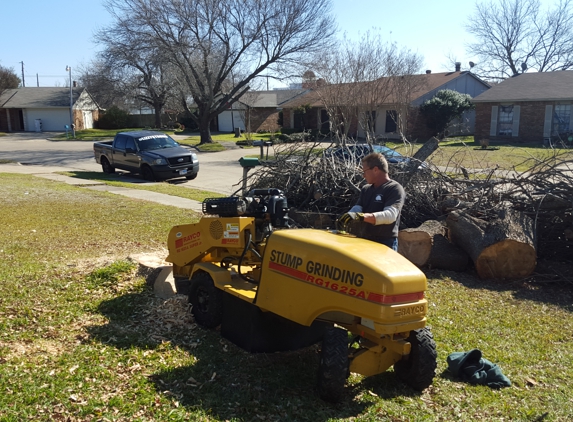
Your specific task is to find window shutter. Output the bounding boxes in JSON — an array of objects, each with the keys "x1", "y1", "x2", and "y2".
[
  {"x1": 489, "y1": 106, "x2": 498, "y2": 136},
  {"x1": 569, "y1": 106, "x2": 573, "y2": 131},
  {"x1": 543, "y1": 105, "x2": 553, "y2": 138},
  {"x1": 512, "y1": 105, "x2": 521, "y2": 137}
]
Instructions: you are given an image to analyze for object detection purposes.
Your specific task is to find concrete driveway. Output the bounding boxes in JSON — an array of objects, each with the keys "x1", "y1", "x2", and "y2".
[{"x1": 0, "y1": 132, "x2": 253, "y2": 195}]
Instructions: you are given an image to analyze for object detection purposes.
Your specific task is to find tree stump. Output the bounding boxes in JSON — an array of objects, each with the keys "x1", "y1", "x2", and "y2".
[
  {"x1": 399, "y1": 220, "x2": 469, "y2": 271},
  {"x1": 446, "y1": 209, "x2": 536, "y2": 279}
]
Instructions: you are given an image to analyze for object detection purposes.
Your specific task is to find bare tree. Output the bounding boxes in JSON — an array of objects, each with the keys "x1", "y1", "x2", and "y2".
[
  {"x1": 95, "y1": 20, "x2": 181, "y2": 128},
  {"x1": 311, "y1": 33, "x2": 424, "y2": 145},
  {"x1": 467, "y1": 0, "x2": 573, "y2": 80},
  {"x1": 102, "y1": 0, "x2": 335, "y2": 144},
  {"x1": 0, "y1": 65, "x2": 20, "y2": 98},
  {"x1": 77, "y1": 59, "x2": 129, "y2": 110}
]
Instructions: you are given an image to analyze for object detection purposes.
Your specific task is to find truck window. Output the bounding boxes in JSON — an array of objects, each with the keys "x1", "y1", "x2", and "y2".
[
  {"x1": 114, "y1": 135, "x2": 127, "y2": 150},
  {"x1": 125, "y1": 138, "x2": 137, "y2": 152}
]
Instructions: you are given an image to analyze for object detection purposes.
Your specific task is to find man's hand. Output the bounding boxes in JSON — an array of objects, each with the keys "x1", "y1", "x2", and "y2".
[{"x1": 338, "y1": 212, "x2": 364, "y2": 227}]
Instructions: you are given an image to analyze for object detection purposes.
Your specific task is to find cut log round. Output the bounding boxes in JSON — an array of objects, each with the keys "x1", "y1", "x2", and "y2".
[
  {"x1": 446, "y1": 209, "x2": 536, "y2": 279},
  {"x1": 399, "y1": 220, "x2": 445, "y2": 267},
  {"x1": 399, "y1": 220, "x2": 469, "y2": 271}
]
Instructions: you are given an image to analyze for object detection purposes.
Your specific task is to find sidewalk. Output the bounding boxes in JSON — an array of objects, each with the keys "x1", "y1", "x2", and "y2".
[{"x1": 0, "y1": 163, "x2": 204, "y2": 212}]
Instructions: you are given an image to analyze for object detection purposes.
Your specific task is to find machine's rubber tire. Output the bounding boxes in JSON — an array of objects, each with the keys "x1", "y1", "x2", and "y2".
[
  {"x1": 185, "y1": 173, "x2": 197, "y2": 180},
  {"x1": 101, "y1": 157, "x2": 115, "y2": 174},
  {"x1": 188, "y1": 273, "x2": 223, "y2": 329},
  {"x1": 317, "y1": 327, "x2": 349, "y2": 403},
  {"x1": 393, "y1": 327, "x2": 437, "y2": 391},
  {"x1": 142, "y1": 165, "x2": 156, "y2": 182}
]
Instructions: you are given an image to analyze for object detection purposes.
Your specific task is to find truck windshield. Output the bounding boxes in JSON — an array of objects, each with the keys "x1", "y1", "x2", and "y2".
[{"x1": 136, "y1": 135, "x2": 179, "y2": 151}]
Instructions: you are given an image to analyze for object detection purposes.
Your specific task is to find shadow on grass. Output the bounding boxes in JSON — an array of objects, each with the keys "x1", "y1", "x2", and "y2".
[
  {"x1": 426, "y1": 268, "x2": 573, "y2": 312},
  {"x1": 62, "y1": 170, "x2": 149, "y2": 184},
  {"x1": 86, "y1": 290, "x2": 427, "y2": 420}
]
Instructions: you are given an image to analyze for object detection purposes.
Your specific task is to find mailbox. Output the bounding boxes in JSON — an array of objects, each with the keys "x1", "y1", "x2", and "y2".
[{"x1": 238, "y1": 157, "x2": 260, "y2": 168}]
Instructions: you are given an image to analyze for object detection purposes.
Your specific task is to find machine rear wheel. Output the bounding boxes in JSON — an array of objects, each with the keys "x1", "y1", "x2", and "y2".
[
  {"x1": 101, "y1": 157, "x2": 115, "y2": 174},
  {"x1": 317, "y1": 327, "x2": 349, "y2": 403},
  {"x1": 393, "y1": 327, "x2": 437, "y2": 391},
  {"x1": 188, "y1": 273, "x2": 223, "y2": 328}
]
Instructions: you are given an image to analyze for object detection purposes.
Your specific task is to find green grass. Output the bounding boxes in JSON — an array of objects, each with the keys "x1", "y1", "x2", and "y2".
[
  {"x1": 1, "y1": 172, "x2": 572, "y2": 420},
  {"x1": 59, "y1": 171, "x2": 225, "y2": 201},
  {"x1": 388, "y1": 136, "x2": 573, "y2": 172},
  {"x1": 50, "y1": 128, "x2": 183, "y2": 141}
]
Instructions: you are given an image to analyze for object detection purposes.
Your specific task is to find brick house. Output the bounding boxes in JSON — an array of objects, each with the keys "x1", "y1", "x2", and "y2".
[
  {"x1": 279, "y1": 68, "x2": 490, "y2": 140},
  {"x1": 217, "y1": 89, "x2": 306, "y2": 133},
  {"x1": 0, "y1": 87, "x2": 100, "y2": 132},
  {"x1": 472, "y1": 71, "x2": 573, "y2": 144}
]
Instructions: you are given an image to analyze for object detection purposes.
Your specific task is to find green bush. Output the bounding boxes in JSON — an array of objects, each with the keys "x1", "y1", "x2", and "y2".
[{"x1": 96, "y1": 106, "x2": 130, "y2": 129}]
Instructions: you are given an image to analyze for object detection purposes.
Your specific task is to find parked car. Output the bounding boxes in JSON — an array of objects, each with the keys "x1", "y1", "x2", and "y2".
[
  {"x1": 323, "y1": 144, "x2": 428, "y2": 170},
  {"x1": 93, "y1": 131, "x2": 199, "y2": 182},
  {"x1": 323, "y1": 144, "x2": 406, "y2": 163}
]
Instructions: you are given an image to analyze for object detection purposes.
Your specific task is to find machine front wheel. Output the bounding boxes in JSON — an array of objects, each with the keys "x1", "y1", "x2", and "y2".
[
  {"x1": 317, "y1": 327, "x2": 349, "y2": 403},
  {"x1": 393, "y1": 327, "x2": 437, "y2": 391},
  {"x1": 188, "y1": 273, "x2": 223, "y2": 329}
]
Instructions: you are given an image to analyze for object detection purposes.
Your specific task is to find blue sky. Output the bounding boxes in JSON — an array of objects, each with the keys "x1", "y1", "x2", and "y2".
[{"x1": 0, "y1": 0, "x2": 560, "y2": 88}]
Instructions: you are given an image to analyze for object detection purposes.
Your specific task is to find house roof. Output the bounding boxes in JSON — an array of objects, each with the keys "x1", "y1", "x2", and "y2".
[
  {"x1": 472, "y1": 71, "x2": 573, "y2": 103},
  {"x1": 237, "y1": 89, "x2": 307, "y2": 108},
  {"x1": 0, "y1": 87, "x2": 86, "y2": 108},
  {"x1": 279, "y1": 71, "x2": 482, "y2": 108}
]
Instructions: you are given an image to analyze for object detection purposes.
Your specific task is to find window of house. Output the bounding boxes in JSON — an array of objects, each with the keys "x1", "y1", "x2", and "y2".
[
  {"x1": 498, "y1": 105, "x2": 513, "y2": 136},
  {"x1": 385, "y1": 110, "x2": 397, "y2": 133},
  {"x1": 293, "y1": 112, "x2": 305, "y2": 130},
  {"x1": 553, "y1": 104, "x2": 571, "y2": 135}
]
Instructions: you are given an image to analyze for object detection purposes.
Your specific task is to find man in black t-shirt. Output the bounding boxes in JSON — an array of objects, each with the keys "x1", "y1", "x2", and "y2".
[{"x1": 338, "y1": 152, "x2": 405, "y2": 251}]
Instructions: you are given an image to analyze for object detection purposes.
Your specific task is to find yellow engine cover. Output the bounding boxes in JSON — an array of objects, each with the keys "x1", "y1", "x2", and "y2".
[
  {"x1": 256, "y1": 229, "x2": 428, "y2": 333},
  {"x1": 166, "y1": 217, "x2": 256, "y2": 268}
]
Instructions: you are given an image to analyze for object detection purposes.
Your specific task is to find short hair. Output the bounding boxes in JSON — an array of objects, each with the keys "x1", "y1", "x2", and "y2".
[{"x1": 363, "y1": 152, "x2": 389, "y2": 173}]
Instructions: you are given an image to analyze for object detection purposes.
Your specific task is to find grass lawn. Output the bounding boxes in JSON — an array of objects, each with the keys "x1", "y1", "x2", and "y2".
[
  {"x1": 1, "y1": 173, "x2": 572, "y2": 421},
  {"x1": 59, "y1": 171, "x2": 225, "y2": 202}
]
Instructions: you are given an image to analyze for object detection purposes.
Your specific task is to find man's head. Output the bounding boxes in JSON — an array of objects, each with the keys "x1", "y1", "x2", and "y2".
[{"x1": 362, "y1": 153, "x2": 390, "y2": 186}]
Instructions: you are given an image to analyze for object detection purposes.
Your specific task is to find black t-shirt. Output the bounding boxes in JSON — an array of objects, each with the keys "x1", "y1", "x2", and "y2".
[{"x1": 351, "y1": 180, "x2": 405, "y2": 242}]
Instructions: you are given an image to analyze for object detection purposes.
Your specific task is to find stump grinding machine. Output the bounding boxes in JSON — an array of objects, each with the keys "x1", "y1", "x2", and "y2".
[{"x1": 166, "y1": 188, "x2": 437, "y2": 402}]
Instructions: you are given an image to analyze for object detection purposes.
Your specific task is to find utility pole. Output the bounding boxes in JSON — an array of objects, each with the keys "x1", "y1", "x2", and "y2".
[{"x1": 19, "y1": 61, "x2": 25, "y2": 87}]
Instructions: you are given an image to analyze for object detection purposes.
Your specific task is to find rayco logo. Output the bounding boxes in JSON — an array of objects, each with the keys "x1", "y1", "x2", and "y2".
[
  {"x1": 394, "y1": 304, "x2": 425, "y2": 317},
  {"x1": 175, "y1": 232, "x2": 201, "y2": 248}
]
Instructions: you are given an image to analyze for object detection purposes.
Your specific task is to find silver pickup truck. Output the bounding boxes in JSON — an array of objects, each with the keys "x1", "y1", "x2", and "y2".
[{"x1": 93, "y1": 131, "x2": 199, "y2": 181}]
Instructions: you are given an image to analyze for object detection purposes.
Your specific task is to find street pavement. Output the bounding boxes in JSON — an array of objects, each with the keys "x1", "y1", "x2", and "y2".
[{"x1": 0, "y1": 132, "x2": 256, "y2": 211}]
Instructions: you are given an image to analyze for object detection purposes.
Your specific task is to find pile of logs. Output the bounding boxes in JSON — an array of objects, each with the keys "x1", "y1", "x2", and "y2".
[{"x1": 242, "y1": 139, "x2": 573, "y2": 280}]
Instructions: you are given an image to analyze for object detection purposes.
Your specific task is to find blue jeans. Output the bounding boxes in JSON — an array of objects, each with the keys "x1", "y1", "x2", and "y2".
[{"x1": 380, "y1": 237, "x2": 398, "y2": 251}]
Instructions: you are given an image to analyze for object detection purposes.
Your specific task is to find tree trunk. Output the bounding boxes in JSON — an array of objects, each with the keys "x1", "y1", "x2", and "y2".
[
  {"x1": 446, "y1": 209, "x2": 536, "y2": 279},
  {"x1": 153, "y1": 104, "x2": 163, "y2": 129},
  {"x1": 398, "y1": 220, "x2": 469, "y2": 271},
  {"x1": 198, "y1": 105, "x2": 213, "y2": 144}
]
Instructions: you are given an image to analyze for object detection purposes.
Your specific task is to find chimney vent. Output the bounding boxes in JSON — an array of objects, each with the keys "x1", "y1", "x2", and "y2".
[
  {"x1": 455, "y1": 62, "x2": 461, "y2": 72},
  {"x1": 426, "y1": 70, "x2": 431, "y2": 74}
]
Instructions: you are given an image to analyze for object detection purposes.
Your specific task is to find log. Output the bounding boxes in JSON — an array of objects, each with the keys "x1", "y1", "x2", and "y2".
[
  {"x1": 399, "y1": 220, "x2": 469, "y2": 271},
  {"x1": 446, "y1": 209, "x2": 536, "y2": 279}
]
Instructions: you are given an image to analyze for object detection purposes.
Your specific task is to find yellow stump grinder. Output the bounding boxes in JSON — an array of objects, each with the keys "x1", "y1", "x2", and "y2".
[{"x1": 166, "y1": 188, "x2": 437, "y2": 402}]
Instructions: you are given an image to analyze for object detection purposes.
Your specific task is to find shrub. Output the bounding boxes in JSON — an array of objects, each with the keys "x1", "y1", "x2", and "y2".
[{"x1": 96, "y1": 106, "x2": 129, "y2": 129}]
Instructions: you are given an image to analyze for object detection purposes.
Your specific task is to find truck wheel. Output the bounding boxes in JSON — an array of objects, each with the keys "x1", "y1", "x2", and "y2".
[
  {"x1": 101, "y1": 157, "x2": 115, "y2": 174},
  {"x1": 142, "y1": 165, "x2": 156, "y2": 182},
  {"x1": 188, "y1": 273, "x2": 223, "y2": 329},
  {"x1": 393, "y1": 327, "x2": 437, "y2": 391},
  {"x1": 317, "y1": 327, "x2": 349, "y2": 403}
]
